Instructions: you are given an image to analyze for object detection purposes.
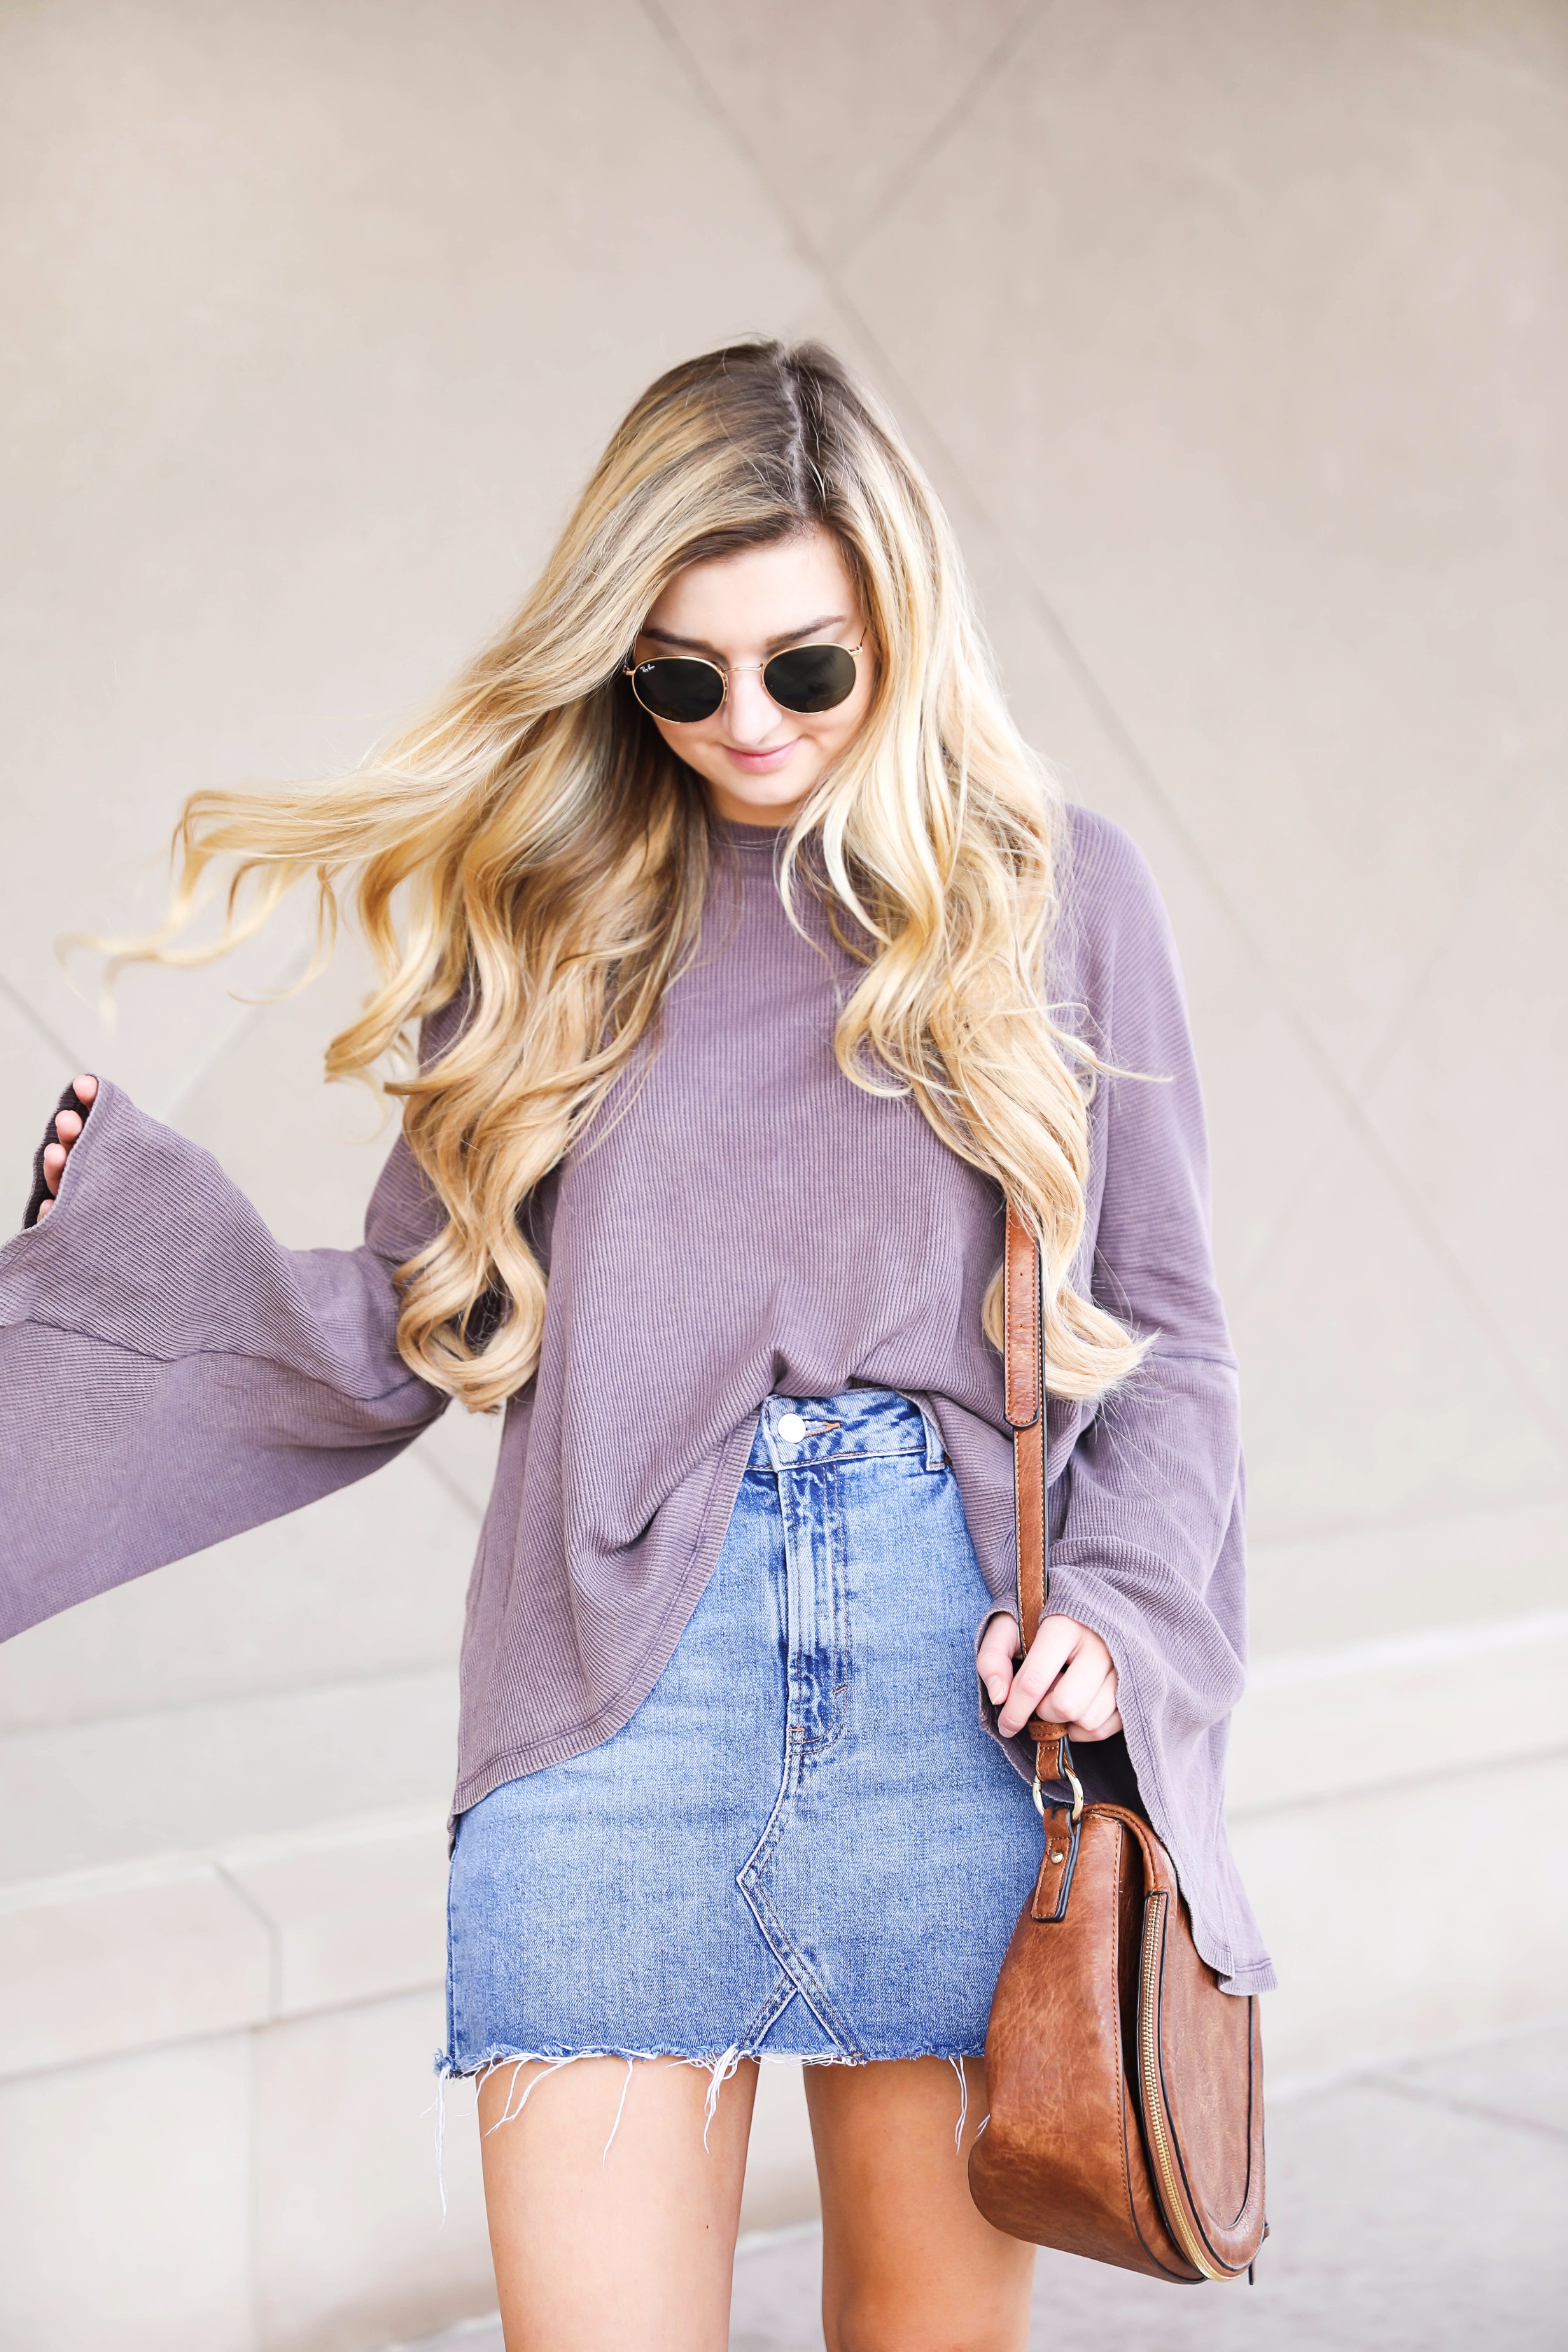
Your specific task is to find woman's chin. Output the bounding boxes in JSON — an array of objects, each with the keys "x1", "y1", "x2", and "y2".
[{"x1": 702, "y1": 764, "x2": 819, "y2": 827}]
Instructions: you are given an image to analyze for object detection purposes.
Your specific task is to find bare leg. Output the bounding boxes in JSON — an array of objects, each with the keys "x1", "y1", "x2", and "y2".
[
  {"x1": 806, "y1": 2057, "x2": 1035, "y2": 2352},
  {"x1": 477, "y1": 2054, "x2": 758, "y2": 2352}
]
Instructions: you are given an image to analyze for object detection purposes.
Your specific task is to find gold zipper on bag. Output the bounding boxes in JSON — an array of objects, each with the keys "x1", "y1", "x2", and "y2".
[{"x1": 1138, "y1": 1896, "x2": 1234, "y2": 2283}]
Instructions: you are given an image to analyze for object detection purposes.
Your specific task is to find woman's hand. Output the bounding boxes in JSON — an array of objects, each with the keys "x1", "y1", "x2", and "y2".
[
  {"x1": 36, "y1": 1076, "x2": 98, "y2": 1220},
  {"x1": 977, "y1": 1611, "x2": 1122, "y2": 1742}
]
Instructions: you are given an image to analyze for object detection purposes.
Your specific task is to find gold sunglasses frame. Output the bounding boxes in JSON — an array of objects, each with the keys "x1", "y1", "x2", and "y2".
[{"x1": 623, "y1": 637, "x2": 865, "y2": 724}]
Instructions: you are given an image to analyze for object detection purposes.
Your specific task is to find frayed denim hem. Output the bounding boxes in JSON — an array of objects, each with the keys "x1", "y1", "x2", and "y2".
[
  {"x1": 440, "y1": 2044, "x2": 756, "y2": 2165},
  {"x1": 435, "y1": 2040, "x2": 987, "y2": 2081},
  {"x1": 426, "y1": 2045, "x2": 986, "y2": 2213},
  {"x1": 435, "y1": 2045, "x2": 986, "y2": 2165}
]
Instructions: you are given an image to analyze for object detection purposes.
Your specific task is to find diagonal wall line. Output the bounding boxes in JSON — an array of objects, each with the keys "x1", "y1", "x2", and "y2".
[
  {"x1": 0, "y1": 966, "x2": 92, "y2": 1079},
  {"x1": 158, "y1": 910, "x2": 358, "y2": 1131},
  {"x1": 160, "y1": 967, "x2": 309, "y2": 1130},
  {"x1": 2, "y1": 906, "x2": 332, "y2": 1135},
  {"x1": 1334, "y1": 772, "x2": 1550, "y2": 1110},
  {"x1": 840, "y1": 0, "x2": 1051, "y2": 268},
  {"x1": 1216, "y1": 776, "x2": 1550, "y2": 1309},
  {"x1": 637, "y1": 0, "x2": 1568, "y2": 1455}
]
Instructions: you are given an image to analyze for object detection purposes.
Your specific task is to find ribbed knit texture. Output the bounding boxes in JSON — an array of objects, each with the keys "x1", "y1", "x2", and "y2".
[{"x1": 0, "y1": 806, "x2": 1272, "y2": 1994}]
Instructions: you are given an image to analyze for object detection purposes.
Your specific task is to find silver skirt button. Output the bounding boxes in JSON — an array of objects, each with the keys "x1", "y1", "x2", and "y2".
[{"x1": 777, "y1": 1412, "x2": 807, "y2": 1442}]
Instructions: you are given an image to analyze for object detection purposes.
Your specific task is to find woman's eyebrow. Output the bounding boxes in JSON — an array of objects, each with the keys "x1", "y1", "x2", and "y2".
[
  {"x1": 764, "y1": 613, "x2": 848, "y2": 653},
  {"x1": 639, "y1": 612, "x2": 850, "y2": 657}
]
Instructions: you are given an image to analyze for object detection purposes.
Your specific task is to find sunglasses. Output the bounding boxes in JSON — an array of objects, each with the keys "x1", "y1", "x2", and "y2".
[{"x1": 624, "y1": 637, "x2": 864, "y2": 726}]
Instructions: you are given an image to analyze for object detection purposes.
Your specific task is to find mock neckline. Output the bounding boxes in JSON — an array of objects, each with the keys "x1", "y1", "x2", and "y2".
[{"x1": 715, "y1": 818, "x2": 788, "y2": 853}]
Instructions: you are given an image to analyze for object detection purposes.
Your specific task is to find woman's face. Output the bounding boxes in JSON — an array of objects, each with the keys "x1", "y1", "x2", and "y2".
[{"x1": 632, "y1": 524, "x2": 876, "y2": 827}]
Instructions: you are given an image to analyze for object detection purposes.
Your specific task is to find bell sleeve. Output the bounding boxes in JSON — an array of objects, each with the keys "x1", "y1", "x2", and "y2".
[
  {"x1": 0, "y1": 1072, "x2": 452, "y2": 1642},
  {"x1": 1042, "y1": 811, "x2": 1273, "y2": 1992}
]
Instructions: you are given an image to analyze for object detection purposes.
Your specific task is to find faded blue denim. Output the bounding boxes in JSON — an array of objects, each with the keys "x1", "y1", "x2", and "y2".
[{"x1": 442, "y1": 1389, "x2": 1042, "y2": 2073}]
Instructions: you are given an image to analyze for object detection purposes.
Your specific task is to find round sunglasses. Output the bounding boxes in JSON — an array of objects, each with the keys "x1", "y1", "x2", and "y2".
[{"x1": 624, "y1": 636, "x2": 864, "y2": 726}]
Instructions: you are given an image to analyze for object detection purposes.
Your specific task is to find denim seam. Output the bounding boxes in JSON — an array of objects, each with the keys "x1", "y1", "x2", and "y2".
[
  {"x1": 734, "y1": 1970, "x2": 800, "y2": 2054},
  {"x1": 743, "y1": 1713, "x2": 799, "y2": 1886},
  {"x1": 738, "y1": 1862, "x2": 864, "y2": 2062},
  {"x1": 778, "y1": 1459, "x2": 848, "y2": 1756},
  {"x1": 773, "y1": 1460, "x2": 806, "y2": 1744},
  {"x1": 734, "y1": 1718, "x2": 861, "y2": 2059},
  {"x1": 443, "y1": 1855, "x2": 459, "y2": 2066},
  {"x1": 826, "y1": 1459, "x2": 848, "y2": 1744}
]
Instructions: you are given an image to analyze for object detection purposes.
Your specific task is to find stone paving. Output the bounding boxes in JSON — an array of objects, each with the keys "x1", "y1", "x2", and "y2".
[{"x1": 390, "y1": 2017, "x2": 1568, "y2": 2351}]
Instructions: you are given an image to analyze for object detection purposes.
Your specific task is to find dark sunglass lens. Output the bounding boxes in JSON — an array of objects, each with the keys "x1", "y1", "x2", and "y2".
[
  {"x1": 764, "y1": 644, "x2": 857, "y2": 714},
  {"x1": 631, "y1": 658, "x2": 725, "y2": 723}
]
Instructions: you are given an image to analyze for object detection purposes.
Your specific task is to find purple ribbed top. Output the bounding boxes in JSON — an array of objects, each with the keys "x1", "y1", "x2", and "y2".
[{"x1": 0, "y1": 806, "x2": 1272, "y2": 1993}]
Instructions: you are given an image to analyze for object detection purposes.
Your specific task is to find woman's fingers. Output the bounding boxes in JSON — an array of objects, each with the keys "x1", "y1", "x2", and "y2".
[
  {"x1": 985, "y1": 1614, "x2": 1124, "y2": 1746},
  {"x1": 1060, "y1": 1670, "x2": 1122, "y2": 1740},
  {"x1": 36, "y1": 1196, "x2": 54, "y2": 1221},
  {"x1": 996, "y1": 1619, "x2": 1078, "y2": 1737},
  {"x1": 999, "y1": 1617, "x2": 1119, "y2": 1741},
  {"x1": 1037, "y1": 1650, "x2": 1112, "y2": 1730},
  {"x1": 1068, "y1": 1706, "x2": 1123, "y2": 1744},
  {"x1": 1076, "y1": 1675, "x2": 1120, "y2": 1731},
  {"x1": 37, "y1": 1077, "x2": 97, "y2": 1207},
  {"x1": 976, "y1": 1612, "x2": 1020, "y2": 1706}
]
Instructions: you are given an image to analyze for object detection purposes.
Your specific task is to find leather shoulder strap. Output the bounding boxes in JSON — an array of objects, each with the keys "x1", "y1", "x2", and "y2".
[
  {"x1": 1006, "y1": 1202, "x2": 1078, "y2": 1793},
  {"x1": 1003, "y1": 1202, "x2": 1049, "y2": 1653}
]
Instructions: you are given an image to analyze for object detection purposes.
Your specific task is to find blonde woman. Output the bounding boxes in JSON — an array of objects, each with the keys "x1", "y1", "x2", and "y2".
[{"x1": 4, "y1": 342, "x2": 1270, "y2": 2352}]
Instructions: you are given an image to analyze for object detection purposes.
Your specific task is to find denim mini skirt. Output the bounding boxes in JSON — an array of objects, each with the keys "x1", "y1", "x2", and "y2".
[{"x1": 442, "y1": 1389, "x2": 1044, "y2": 2073}]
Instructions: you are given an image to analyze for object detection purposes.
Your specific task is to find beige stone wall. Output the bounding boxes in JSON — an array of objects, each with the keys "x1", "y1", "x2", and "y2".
[{"x1": 1, "y1": 5, "x2": 1564, "y2": 2347}]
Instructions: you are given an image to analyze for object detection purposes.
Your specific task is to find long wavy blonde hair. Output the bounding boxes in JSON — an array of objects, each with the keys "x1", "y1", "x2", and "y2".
[{"x1": 139, "y1": 339, "x2": 1146, "y2": 1411}]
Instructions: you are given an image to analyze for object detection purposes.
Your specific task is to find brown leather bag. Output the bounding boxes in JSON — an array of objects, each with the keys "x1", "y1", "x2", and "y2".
[{"x1": 967, "y1": 1206, "x2": 1267, "y2": 2283}]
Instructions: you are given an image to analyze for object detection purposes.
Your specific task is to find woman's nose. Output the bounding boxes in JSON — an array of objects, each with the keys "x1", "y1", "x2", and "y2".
[{"x1": 722, "y1": 667, "x2": 785, "y2": 744}]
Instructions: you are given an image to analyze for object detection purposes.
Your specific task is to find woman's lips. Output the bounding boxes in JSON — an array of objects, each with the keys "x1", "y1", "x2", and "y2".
[{"x1": 723, "y1": 738, "x2": 800, "y2": 773}]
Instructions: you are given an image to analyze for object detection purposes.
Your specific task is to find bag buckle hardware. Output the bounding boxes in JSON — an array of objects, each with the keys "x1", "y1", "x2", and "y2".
[{"x1": 1032, "y1": 1756, "x2": 1084, "y2": 1824}]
